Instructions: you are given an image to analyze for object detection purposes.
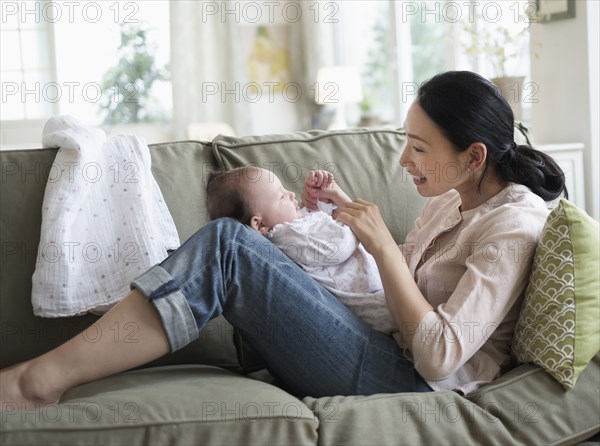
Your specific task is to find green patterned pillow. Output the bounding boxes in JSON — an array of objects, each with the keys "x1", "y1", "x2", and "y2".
[{"x1": 513, "y1": 199, "x2": 600, "y2": 390}]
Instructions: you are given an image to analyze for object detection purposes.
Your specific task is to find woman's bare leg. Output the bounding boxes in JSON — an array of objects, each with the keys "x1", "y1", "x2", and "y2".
[{"x1": 0, "y1": 290, "x2": 169, "y2": 410}]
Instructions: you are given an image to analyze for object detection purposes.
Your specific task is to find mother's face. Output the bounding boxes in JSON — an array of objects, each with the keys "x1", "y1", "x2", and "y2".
[{"x1": 399, "y1": 102, "x2": 471, "y2": 197}]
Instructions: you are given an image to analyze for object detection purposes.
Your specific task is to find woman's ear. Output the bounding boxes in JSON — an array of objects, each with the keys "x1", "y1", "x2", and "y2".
[{"x1": 466, "y1": 142, "x2": 487, "y2": 172}]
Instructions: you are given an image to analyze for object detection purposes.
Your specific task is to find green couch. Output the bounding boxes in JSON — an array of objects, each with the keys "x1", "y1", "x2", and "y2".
[{"x1": 1, "y1": 128, "x2": 599, "y2": 445}]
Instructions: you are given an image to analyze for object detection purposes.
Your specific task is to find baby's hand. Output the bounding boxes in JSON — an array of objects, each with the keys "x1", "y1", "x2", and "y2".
[
  {"x1": 302, "y1": 170, "x2": 337, "y2": 210},
  {"x1": 307, "y1": 170, "x2": 334, "y2": 190}
]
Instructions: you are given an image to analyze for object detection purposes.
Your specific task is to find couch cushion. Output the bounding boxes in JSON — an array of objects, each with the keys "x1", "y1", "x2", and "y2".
[
  {"x1": 0, "y1": 148, "x2": 100, "y2": 369},
  {"x1": 212, "y1": 128, "x2": 427, "y2": 244},
  {"x1": 0, "y1": 365, "x2": 318, "y2": 446},
  {"x1": 149, "y1": 140, "x2": 217, "y2": 241},
  {"x1": 512, "y1": 199, "x2": 600, "y2": 390},
  {"x1": 303, "y1": 353, "x2": 600, "y2": 445},
  {"x1": 467, "y1": 352, "x2": 600, "y2": 445},
  {"x1": 0, "y1": 144, "x2": 240, "y2": 371},
  {"x1": 304, "y1": 390, "x2": 502, "y2": 445}
]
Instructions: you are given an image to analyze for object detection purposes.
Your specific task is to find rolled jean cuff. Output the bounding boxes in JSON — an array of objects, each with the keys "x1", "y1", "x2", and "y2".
[{"x1": 131, "y1": 264, "x2": 199, "y2": 352}]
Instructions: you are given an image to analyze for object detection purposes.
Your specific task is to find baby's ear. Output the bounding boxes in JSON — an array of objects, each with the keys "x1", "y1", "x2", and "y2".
[
  {"x1": 250, "y1": 216, "x2": 270, "y2": 234},
  {"x1": 250, "y1": 216, "x2": 261, "y2": 232}
]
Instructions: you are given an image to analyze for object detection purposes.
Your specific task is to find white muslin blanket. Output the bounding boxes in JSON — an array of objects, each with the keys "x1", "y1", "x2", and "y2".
[{"x1": 32, "y1": 116, "x2": 180, "y2": 317}]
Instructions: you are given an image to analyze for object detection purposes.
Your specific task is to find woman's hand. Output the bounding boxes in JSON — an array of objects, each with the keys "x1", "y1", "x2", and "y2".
[
  {"x1": 338, "y1": 199, "x2": 432, "y2": 351},
  {"x1": 301, "y1": 170, "x2": 351, "y2": 211},
  {"x1": 336, "y1": 199, "x2": 397, "y2": 257}
]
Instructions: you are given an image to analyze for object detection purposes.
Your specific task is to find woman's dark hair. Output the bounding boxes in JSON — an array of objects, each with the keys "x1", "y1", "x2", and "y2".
[
  {"x1": 417, "y1": 71, "x2": 567, "y2": 201},
  {"x1": 205, "y1": 167, "x2": 256, "y2": 226}
]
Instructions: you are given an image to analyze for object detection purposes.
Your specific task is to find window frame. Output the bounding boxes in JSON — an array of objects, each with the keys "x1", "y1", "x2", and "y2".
[{"x1": 1, "y1": 1, "x2": 58, "y2": 148}]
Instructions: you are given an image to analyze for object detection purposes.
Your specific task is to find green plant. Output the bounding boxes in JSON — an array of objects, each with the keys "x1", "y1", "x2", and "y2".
[{"x1": 99, "y1": 23, "x2": 169, "y2": 125}]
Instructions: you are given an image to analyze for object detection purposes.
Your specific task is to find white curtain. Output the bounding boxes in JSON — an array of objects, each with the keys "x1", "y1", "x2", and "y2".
[
  {"x1": 170, "y1": 1, "x2": 248, "y2": 139},
  {"x1": 169, "y1": 1, "x2": 336, "y2": 138},
  {"x1": 289, "y1": 1, "x2": 337, "y2": 130}
]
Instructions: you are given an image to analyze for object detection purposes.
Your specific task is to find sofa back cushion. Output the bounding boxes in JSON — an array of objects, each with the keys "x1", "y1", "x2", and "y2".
[
  {"x1": 0, "y1": 148, "x2": 98, "y2": 369},
  {"x1": 212, "y1": 128, "x2": 426, "y2": 243},
  {"x1": 149, "y1": 141, "x2": 217, "y2": 241},
  {"x1": 0, "y1": 142, "x2": 241, "y2": 371}
]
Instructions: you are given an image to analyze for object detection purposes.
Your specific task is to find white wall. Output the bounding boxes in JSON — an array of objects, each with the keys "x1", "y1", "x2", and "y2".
[
  {"x1": 530, "y1": 0, "x2": 599, "y2": 220},
  {"x1": 586, "y1": 0, "x2": 599, "y2": 221}
]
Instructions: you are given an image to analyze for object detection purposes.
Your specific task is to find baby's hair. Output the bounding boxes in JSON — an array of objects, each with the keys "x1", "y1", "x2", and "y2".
[{"x1": 205, "y1": 166, "x2": 260, "y2": 226}]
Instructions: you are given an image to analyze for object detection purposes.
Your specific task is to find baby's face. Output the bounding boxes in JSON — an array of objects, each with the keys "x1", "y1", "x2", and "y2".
[{"x1": 246, "y1": 168, "x2": 301, "y2": 230}]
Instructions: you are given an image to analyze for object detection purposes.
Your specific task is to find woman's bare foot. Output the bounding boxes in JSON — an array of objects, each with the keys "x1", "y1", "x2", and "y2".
[
  {"x1": 1, "y1": 291, "x2": 169, "y2": 413},
  {"x1": 0, "y1": 361, "x2": 63, "y2": 411}
]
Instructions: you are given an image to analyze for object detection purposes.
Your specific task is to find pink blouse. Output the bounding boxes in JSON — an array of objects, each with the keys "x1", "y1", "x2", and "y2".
[{"x1": 396, "y1": 183, "x2": 549, "y2": 394}]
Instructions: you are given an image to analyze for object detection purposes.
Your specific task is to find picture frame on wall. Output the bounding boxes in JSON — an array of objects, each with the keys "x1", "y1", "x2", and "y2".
[{"x1": 536, "y1": 0, "x2": 576, "y2": 22}]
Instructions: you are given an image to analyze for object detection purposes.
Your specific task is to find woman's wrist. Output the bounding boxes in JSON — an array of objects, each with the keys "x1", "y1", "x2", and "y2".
[
  {"x1": 331, "y1": 186, "x2": 351, "y2": 208},
  {"x1": 370, "y1": 234, "x2": 400, "y2": 261}
]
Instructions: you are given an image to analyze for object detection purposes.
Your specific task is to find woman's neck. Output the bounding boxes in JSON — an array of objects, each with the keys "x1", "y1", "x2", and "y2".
[{"x1": 458, "y1": 173, "x2": 508, "y2": 212}]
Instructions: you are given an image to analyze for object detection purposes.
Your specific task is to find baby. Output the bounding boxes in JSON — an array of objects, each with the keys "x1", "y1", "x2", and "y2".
[{"x1": 205, "y1": 166, "x2": 397, "y2": 334}]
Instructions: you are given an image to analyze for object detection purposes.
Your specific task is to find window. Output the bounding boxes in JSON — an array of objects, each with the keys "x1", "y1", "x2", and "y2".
[
  {"x1": 334, "y1": 0, "x2": 533, "y2": 126},
  {"x1": 335, "y1": 1, "x2": 396, "y2": 125},
  {"x1": 1, "y1": 0, "x2": 56, "y2": 120},
  {"x1": 52, "y1": 1, "x2": 171, "y2": 126},
  {"x1": 1, "y1": 1, "x2": 171, "y2": 147}
]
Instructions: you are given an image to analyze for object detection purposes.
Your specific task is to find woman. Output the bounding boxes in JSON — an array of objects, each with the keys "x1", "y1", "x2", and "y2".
[{"x1": 0, "y1": 71, "x2": 566, "y2": 408}]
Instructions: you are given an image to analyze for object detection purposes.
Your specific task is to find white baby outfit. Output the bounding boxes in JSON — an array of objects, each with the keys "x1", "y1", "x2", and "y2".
[{"x1": 266, "y1": 203, "x2": 397, "y2": 334}]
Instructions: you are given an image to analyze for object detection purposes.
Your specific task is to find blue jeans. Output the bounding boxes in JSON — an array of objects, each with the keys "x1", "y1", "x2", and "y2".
[{"x1": 132, "y1": 218, "x2": 431, "y2": 398}]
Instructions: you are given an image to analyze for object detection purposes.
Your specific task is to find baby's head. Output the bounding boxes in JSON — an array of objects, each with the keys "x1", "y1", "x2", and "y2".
[{"x1": 206, "y1": 166, "x2": 301, "y2": 234}]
